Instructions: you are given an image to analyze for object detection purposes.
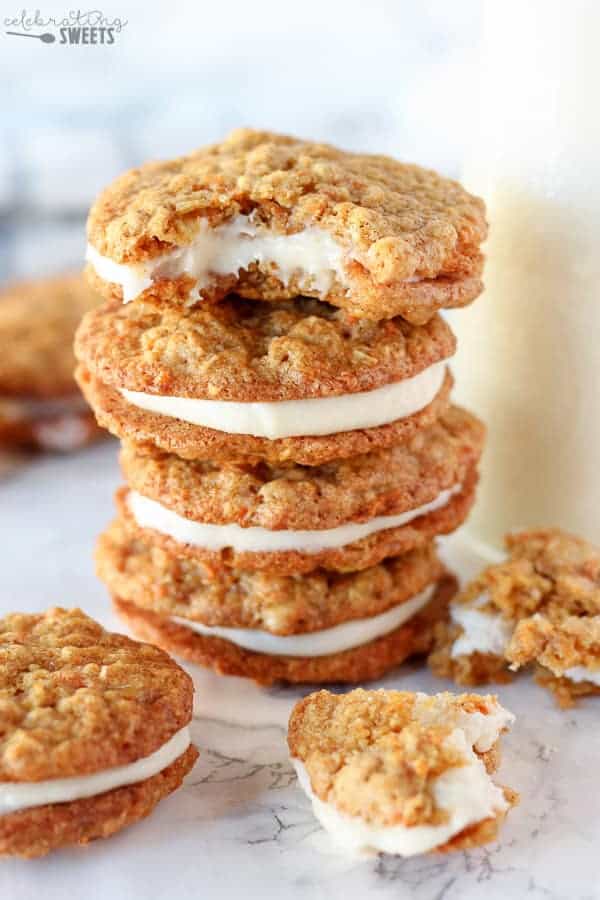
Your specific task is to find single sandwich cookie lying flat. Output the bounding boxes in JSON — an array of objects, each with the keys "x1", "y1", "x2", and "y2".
[
  {"x1": 429, "y1": 528, "x2": 600, "y2": 707},
  {"x1": 0, "y1": 607, "x2": 197, "y2": 858},
  {"x1": 85, "y1": 128, "x2": 487, "y2": 324},
  {"x1": 288, "y1": 689, "x2": 517, "y2": 856},
  {"x1": 117, "y1": 405, "x2": 483, "y2": 575},
  {"x1": 75, "y1": 295, "x2": 455, "y2": 465},
  {"x1": 0, "y1": 274, "x2": 104, "y2": 451},
  {"x1": 97, "y1": 517, "x2": 456, "y2": 684}
]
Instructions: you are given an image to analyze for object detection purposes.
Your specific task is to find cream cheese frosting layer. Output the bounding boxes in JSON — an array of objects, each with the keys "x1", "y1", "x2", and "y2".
[
  {"x1": 292, "y1": 724, "x2": 509, "y2": 856},
  {"x1": 450, "y1": 595, "x2": 513, "y2": 659},
  {"x1": 561, "y1": 666, "x2": 600, "y2": 686},
  {"x1": 128, "y1": 484, "x2": 461, "y2": 555},
  {"x1": 171, "y1": 584, "x2": 435, "y2": 658},
  {"x1": 86, "y1": 216, "x2": 351, "y2": 303},
  {"x1": 119, "y1": 360, "x2": 447, "y2": 439},
  {"x1": 86, "y1": 214, "x2": 364, "y2": 304},
  {"x1": 0, "y1": 726, "x2": 191, "y2": 816}
]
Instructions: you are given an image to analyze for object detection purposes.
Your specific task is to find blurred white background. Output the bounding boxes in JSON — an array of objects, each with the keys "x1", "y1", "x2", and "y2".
[{"x1": 1, "y1": 0, "x2": 480, "y2": 279}]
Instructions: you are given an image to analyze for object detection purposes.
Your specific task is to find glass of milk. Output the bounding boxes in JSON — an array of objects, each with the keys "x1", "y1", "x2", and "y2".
[{"x1": 451, "y1": 0, "x2": 600, "y2": 546}]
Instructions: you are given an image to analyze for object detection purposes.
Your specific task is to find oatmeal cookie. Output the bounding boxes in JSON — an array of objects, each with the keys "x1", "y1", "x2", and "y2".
[
  {"x1": 429, "y1": 528, "x2": 600, "y2": 706},
  {"x1": 97, "y1": 517, "x2": 455, "y2": 683},
  {"x1": 117, "y1": 405, "x2": 482, "y2": 573},
  {"x1": 0, "y1": 607, "x2": 197, "y2": 857},
  {"x1": 112, "y1": 577, "x2": 455, "y2": 686},
  {"x1": 85, "y1": 128, "x2": 487, "y2": 324},
  {"x1": 288, "y1": 688, "x2": 516, "y2": 855},
  {"x1": 0, "y1": 273, "x2": 104, "y2": 451},
  {"x1": 76, "y1": 366, "x2": 453, "y2": 466}
]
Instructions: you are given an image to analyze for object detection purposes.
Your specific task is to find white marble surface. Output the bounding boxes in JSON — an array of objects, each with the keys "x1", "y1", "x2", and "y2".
[{"x1": 1, "y1": 441, "x2": 599, "y2": 899}]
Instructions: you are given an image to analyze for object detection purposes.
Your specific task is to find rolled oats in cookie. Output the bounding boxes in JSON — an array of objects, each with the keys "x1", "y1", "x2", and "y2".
[
  {"x1": 0, "y1": 273, "x2": 104, "y2": 452},
  {"x1": 288, "y1": 688, "x2": 517, "y2": 856},
  {"x1": 77, "y1": 364, "x2": 452, "y2": 465},
  {"x1": 75, "y1": 295, "x2": 455, "y2": 462},
  {"x1": 85, "y1": 129, "x2": 487, "y2": 324},
  {"x1": 429, "y1": 528, "x2": 600, "y2": 707},
  {"x1": 0, "y1": 607, "x2": 198, "y2": 858},
  {"x1": 97, "y1": 516, "x2": 455, "y2": 684},
  {"x1": 117, "y1": 406, "x2": 483, "y2": 574}
]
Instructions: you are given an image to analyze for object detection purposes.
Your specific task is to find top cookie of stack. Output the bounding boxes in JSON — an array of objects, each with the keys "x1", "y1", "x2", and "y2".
[{"x1": 84, "y1": 128, "x2": 486, "y2": 324}]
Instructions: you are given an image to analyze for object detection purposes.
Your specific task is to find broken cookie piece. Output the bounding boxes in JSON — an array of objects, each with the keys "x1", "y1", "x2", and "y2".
[
  {"x1": 288, "y1": 688, "x2": 516, "y2": 856},
  {"x1": 429, "y1": 528, "x2": 600, "y2": 706}
]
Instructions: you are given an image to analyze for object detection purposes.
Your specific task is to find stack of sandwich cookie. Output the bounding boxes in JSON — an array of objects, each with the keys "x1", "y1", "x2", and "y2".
[
  {"x1": 0, "y1": 274, "x2": 104, "y2": 452},
  {"x1": 428, "y1": 528, "x2": 600, "y2": 707},
  {"x1": 76, "y1": 128, "x2": 489, "y2": 683},
  {"x1": 0, "y1": 608, "x2": 197, "y2": 858},
  {"x1": 288, "y1": 688, "x2": 517, "y2": 856}
]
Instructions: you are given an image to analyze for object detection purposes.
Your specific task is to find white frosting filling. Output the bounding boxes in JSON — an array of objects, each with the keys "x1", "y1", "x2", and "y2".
[
  {"x1": 119, "y1": 360, "x2": 447, "y2": 439},
  {"x1": 450, "y1": 595, "x2": 513, "y2": 658},
  {"x1": 292, "y1": 702, "x2": 511, "y2": 856},
  {"x1": 563, "y1": 666, "x2": 600, "y2": 686},
  {"x1": 128, "y1": 484, "x2": 460, "y2": 555},
  {"x1": 411, "y1": 692, "x2": 514, "y2": 753},
  {"x1": 0, "y1": 726, "x2": 191, "y2": 816},
  {"x1": 86, "y1": 217, "x2": 352, "y2": 303},
  {"x1": 171, "y1": 584, "x2": 435, "y2": 658}
]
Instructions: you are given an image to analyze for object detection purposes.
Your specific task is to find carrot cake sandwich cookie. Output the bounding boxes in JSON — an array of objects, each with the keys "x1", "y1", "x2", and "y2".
[
  {"x1": 429, "y1": 528, "x2": 600, "y2": 707},
  {"x1": 0, "y1": 608, "x2": 197, "y2": 858},
  {"x1": 84, "y1": 129, "x2": 487, "y2": 325},
  {"x1": 96, "y1": 518, "x2": 456, "y2": 684},
  {"x1": 75, "y1": 295, "x2": 455, "y2": 465},
  {"x1": 0, "y1": 274, "x2": 104, "y2": 452},
  {"x1": 288, "y1": 688, "x2": 517, "y2": 856},
  {"x1": 116, "y1": 405, "x2": 483, "y2": 575}
]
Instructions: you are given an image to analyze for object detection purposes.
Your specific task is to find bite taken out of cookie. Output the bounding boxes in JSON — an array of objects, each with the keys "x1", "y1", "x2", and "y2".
[
  {"x1": 288, "y1": 688, "x2": 517, "y2": 856},
  {"x1": 85, "y1": 128, "x2": 487, "y2": 325}
]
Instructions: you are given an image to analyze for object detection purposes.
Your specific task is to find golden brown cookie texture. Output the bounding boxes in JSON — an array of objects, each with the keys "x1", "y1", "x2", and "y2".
[
  {"x1": 429, "y1": 528, "x2": 600, "y2": 706},
  {"x1": 112, "y1": 576, "x2": 455, "y2": 686},
  {"x1": 119, "y1": 403, "x2": 483, "y2": 526},
  {"x1": 0, "y1": 607, "x2": 193, "y2": 781},
  {"x1": 86, "y1": 129, "x2": 486, "y2": 324},
  {"x1": 75, "y1": 296, "x2": 455, "y2": 401},
  {"x1": 0, "y1": 745, "x2": 198, "y2": 859},
  {"x1": 97, "y1": 511, "x2": 454, "y2": 683},
  {"x1": 0, "y1": 273, "x2": 100, "y2": 398},
  {"x1": 76, "y1": 365, "x2": 453, "y2": 466},
  {"x1": 115, "y1": 467, "x2": 477, "y2": 575},
  {"x1": 0, "y1": 608, "x2": 198, "y2": 858},
  {"x1": 287, "y1": 688, "x2": 516, "y2": 854},
  {"x1": 0, "y1": 273, "x2": 105, "y2": 451},
  {"x1": 96, "y1": 515, "x2": 446, "y2": 633},
  {"x1": 115, "y1": 403, "x2": 482, "y2": 575}
]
